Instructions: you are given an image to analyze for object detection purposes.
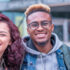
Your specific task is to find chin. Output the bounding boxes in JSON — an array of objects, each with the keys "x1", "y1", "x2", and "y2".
[
  {"x1": 35, "y1": 40, "x2": 48, "y2": 46},
  {"x1": 37, "y1": 41, "x2": 47, "y2": 46}
]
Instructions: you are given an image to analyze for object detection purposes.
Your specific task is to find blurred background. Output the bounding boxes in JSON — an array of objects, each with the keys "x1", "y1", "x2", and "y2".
[{"x1": 0, "y1": 0, "x2": 70, "y2": 46}]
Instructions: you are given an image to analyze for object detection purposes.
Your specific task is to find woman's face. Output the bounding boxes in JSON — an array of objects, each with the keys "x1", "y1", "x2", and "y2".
[{"x1": 0, "y1": 22, "x2": 11, "y2": 55}]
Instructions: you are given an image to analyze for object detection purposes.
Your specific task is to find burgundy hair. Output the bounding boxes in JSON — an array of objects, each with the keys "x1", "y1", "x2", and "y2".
[{"x1": 0, "y1": 14, "x2": 25, "y2": 70}]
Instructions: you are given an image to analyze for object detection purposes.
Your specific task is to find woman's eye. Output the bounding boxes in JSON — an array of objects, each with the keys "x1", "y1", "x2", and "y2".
[{"x1": 0, "y1": 34, "x2": 6, "y2": 36}]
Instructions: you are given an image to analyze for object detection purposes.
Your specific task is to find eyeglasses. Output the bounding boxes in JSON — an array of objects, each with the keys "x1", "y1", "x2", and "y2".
[{"x1": 27, "y1": 21, "x2": 52, "y2": 30}]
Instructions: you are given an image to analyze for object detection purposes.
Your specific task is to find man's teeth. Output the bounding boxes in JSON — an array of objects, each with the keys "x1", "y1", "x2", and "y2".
[{"x1": 37, "y1": 34, "x2": 45, "y2": 37}]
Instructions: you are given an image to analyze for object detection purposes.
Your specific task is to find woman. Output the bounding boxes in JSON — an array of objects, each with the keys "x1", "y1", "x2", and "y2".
[{"x1": 0, "y1": 14, "x2": 25, "y2": 70}]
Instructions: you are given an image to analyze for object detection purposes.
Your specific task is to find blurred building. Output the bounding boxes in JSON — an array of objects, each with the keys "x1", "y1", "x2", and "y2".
[{"x1": 0, "y1": 0, "x2": 70, "y2": 45}]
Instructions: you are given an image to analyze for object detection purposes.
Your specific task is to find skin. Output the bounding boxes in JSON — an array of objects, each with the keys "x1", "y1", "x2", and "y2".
[
  {"x1": 0, "y1": 22, "x2": 11, "y2": 58},
  {"x1": 27, "y1": 12, "x2": 54, "y2": 53}
]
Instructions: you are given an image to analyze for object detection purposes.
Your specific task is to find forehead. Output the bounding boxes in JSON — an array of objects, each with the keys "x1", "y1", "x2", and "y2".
[
  {"x1": 27, "y1": 12, "x2": 51, "y2": 23},
  {"x1": 0, "y1": 22, "x2": 9, "y2": 33}
]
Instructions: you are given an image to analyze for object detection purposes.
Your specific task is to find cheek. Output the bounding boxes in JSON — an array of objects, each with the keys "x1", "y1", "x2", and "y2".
[
  {"x1": 4, "y1": 39, "x2": 10, "y2": 46},
  {"x1": 0, "y1": 38, "x2": 10, "y2": 53},
  {"x1": 2, "y1": 37, "x2": 11, "y2": 46},
  {"x1": 28, "y1": 30, "x2": 36, "y2": 39},
  {"x1": 27, "y1": 28, "x2": 34, "y2": 35}
]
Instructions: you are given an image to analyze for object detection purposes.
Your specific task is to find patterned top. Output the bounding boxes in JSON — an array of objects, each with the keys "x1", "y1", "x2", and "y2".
[{"x1": 0, "y1": 58, "x2": 7, "y2": 70}]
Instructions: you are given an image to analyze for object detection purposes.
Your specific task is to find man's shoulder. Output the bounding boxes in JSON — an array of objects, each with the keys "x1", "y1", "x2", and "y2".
[
  {"x1": 59, "y1": 44, "x2": 70, "y2": 54},
  {"x1": 60, "y1": 44, "x2": 70, "y2": 50},
  {"x1": 59, "y1": 44, "x2": 70, "y2": 69}
]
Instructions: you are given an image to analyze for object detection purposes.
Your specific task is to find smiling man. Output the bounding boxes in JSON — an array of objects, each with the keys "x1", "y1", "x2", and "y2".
[{"x1": 21, "y1": 4, "x2": 70, "y2": 70}]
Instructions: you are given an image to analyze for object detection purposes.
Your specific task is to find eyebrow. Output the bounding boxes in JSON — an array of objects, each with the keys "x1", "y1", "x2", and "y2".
[
  {"x1": 42, "y1": 20, "x2": 51, "y2": 22},
  {"x1": 30, "y1": 21, "x2": 38, "y2": 24},
  {"x1": 31, "y1": 20, "x2": 51, "y2": 24},
  {"x1": 41, "y1": 20, "x2": 52, "y2": 23}
]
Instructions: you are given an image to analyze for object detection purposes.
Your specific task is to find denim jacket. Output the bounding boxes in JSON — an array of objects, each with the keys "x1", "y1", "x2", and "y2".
[{"x1": 21, "y1": 44, "x2": 70, "y2": 70}]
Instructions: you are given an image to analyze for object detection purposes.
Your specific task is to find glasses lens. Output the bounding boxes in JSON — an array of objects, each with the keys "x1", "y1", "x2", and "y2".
[
  {"x1": 30, "y1": 23, "x2": 38, "y2": 29},
  {"x1": 41, "y1": 21, "x2": 51, "y2": 29}
]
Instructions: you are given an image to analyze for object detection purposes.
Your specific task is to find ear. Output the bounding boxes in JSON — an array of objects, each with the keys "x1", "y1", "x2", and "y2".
[
  {"x1": 51, "y1": 24, "x2": 54, "y2": 32},
  {"x1": 27, "y1": 27, "x2": 30, "y2": 35}
]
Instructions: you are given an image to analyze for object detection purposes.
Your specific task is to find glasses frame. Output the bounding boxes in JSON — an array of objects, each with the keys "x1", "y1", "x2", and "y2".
[{"x1": 27, "y1": 21, "x2": 52, "y2": 30}]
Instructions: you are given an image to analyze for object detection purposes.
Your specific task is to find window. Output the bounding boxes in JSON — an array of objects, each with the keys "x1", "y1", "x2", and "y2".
[
  {"x1": 53, "y1": 25, "x2": 63, "y2": 41},
  {"x1": 68, "y1": 23, "x2": 70, "y2": 41}
]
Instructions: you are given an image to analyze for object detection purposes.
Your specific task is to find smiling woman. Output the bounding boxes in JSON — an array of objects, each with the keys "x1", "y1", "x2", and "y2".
[{"x1": 0, "y1": 14, "x2": 25, "y2": 70}]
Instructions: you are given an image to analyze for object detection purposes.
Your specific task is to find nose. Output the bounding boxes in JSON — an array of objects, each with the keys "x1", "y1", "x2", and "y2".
[{"x1": 37, "y1": 24, "x2": 43, "y2": 31}]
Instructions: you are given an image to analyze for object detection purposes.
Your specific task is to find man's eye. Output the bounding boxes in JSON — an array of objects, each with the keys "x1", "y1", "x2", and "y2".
[
  {"x1": 31, "y1": 23, "x2": 38, "y2": 27},
  {"x1": 42, "y1": 22, "x2": 48, "y2": 26}
]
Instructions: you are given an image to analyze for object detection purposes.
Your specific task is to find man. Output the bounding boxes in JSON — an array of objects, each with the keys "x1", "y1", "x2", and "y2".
[{"x1": 21, "y1": 4, "x2": 70, "y2": 70}]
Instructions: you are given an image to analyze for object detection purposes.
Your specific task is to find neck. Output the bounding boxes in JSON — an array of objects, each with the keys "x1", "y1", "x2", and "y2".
[{"x1": 34, "y1": 40, "x2": 52, "y2": 53}]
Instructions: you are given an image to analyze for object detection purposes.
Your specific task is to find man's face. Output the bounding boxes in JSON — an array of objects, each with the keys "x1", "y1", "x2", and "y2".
[{"x1": 27, "y1": 12, "x2": 54, "y2": 45}]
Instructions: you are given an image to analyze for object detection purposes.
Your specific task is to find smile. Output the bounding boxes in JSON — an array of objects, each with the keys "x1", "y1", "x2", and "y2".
[{"x1": 36, "y1": 34, "x2": 46, "y2": 38}]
